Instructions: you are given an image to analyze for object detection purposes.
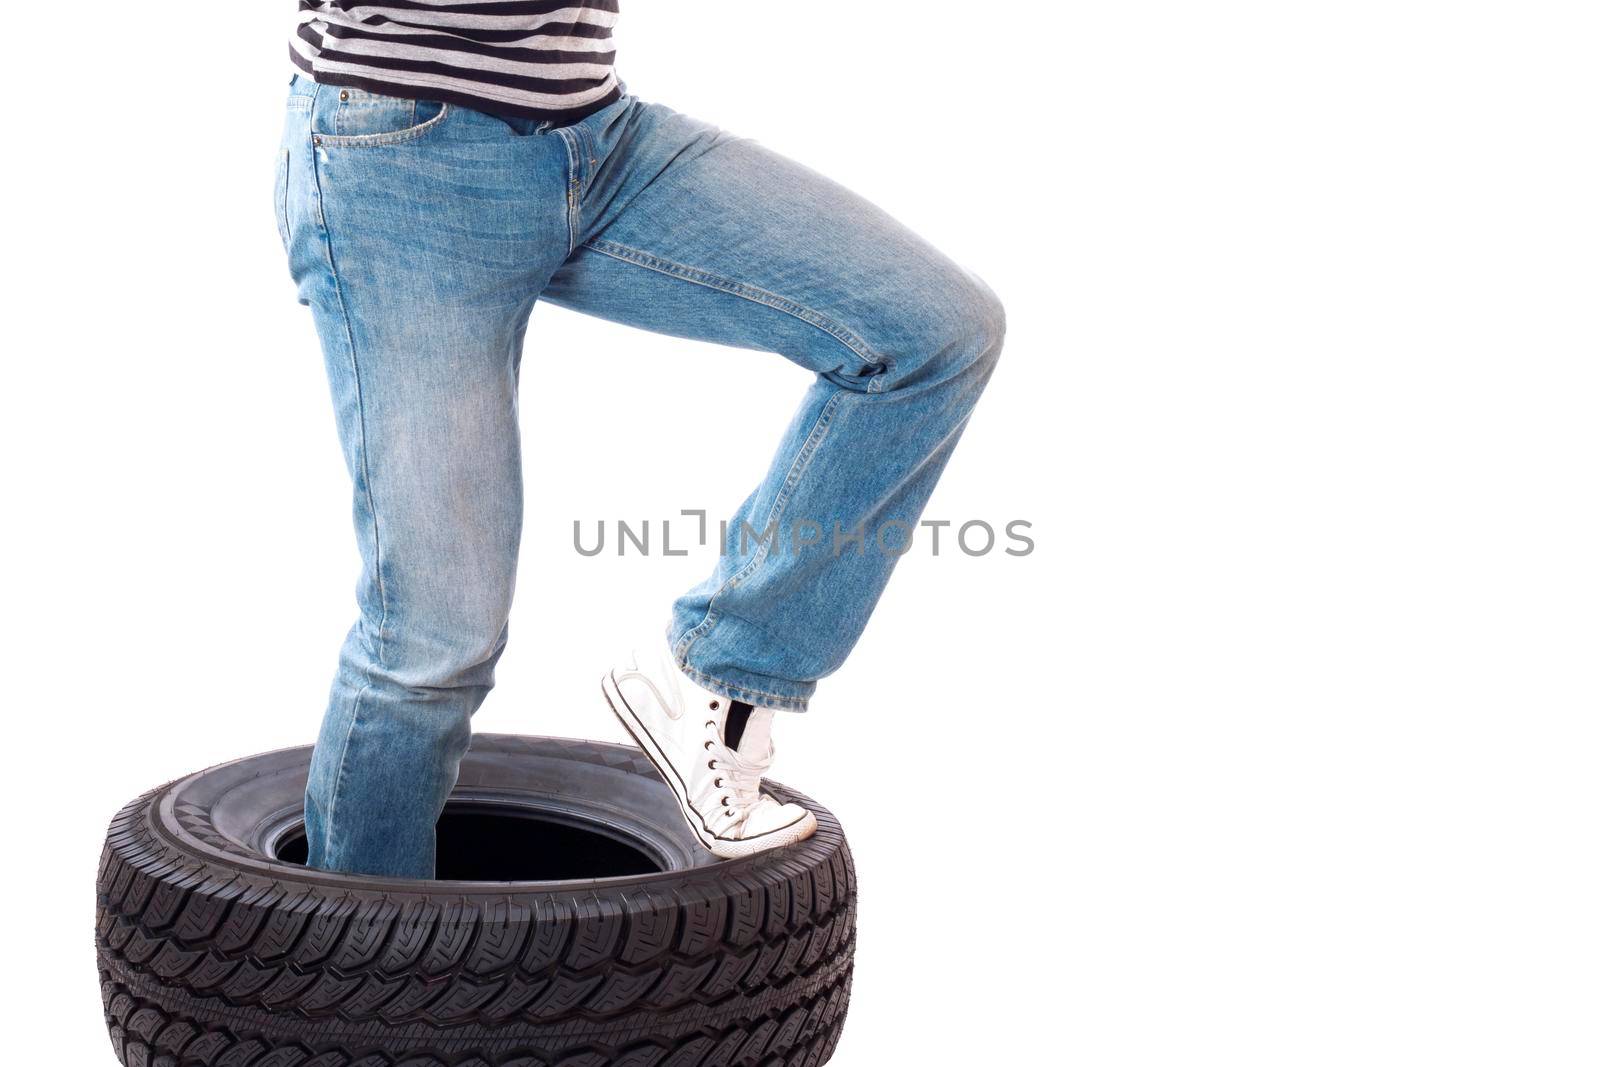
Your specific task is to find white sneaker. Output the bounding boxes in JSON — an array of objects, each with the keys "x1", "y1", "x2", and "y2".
[{"x1": 602, "y1": 639, "x2": 818, "y2": 859}]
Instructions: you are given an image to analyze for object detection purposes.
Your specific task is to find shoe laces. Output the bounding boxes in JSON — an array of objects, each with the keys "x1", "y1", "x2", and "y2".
[{"x1": 702, "y1": 717, "x2": 771, "y2": 828}]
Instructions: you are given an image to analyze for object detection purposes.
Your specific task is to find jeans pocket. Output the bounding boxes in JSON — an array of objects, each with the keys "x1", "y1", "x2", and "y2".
[{"x1": 314, "y1": 88, "x2": 451, "y2": 147}]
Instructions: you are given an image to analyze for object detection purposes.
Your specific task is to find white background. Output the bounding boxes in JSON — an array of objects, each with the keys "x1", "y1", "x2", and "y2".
[{"x1": 6, "y1": 3, "x2": 1598, "y2": 1064}]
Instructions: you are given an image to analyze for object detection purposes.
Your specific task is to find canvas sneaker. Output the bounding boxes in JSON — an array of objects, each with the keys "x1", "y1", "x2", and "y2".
[{"x1": 601, "y1": 639, "x2": 817, "y2": 858}]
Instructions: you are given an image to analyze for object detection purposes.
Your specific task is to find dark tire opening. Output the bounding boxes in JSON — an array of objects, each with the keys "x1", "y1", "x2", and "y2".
[{"x1": 272, "y1": 802, "x2": 664, "y2": 880}]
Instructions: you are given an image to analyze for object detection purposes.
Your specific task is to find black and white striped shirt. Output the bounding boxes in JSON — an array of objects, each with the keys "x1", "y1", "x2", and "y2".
[{"x1": 289, "y1": 0, "x2": 621, "y2": 123}]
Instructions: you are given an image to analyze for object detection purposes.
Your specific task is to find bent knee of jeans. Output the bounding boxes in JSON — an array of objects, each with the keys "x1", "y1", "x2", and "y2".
[
  {"x1": 969, "y1": 273, "x2": 1007, "y2": 359},
  {"x1": 890, "y1": 271, "x2": 1006, "y2": 391},
  {"x1": 961, "y1": 276, "x2": 1006, "y2": 383}
]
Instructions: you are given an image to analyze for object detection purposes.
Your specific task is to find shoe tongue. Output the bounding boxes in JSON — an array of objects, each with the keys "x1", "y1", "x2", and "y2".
[{"x1": 726, "y1": 702, "x2": 774, "y2": 760}]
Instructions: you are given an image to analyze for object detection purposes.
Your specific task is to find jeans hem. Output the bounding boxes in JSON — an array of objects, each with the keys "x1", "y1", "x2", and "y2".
[{"x1": 672, "y1": 655, "x2": 812, "y2": 713}]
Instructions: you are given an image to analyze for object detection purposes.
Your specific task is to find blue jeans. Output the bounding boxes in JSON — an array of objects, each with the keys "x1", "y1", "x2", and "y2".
[{"x1": 276, "y1": 72, "x2": 1005, "y2": 878}]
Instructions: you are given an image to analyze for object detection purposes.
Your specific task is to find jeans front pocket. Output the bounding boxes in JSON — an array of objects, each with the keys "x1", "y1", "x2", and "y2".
[{"x1": 314, "y1": 88, "x2": 451, "y2": 147}]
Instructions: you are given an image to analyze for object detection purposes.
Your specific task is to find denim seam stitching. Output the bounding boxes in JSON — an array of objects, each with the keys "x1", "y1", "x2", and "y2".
[
  {"x1": 555, "y1": 128, "x2": 581, "y2": 255},
  {"x1": 582, "y1": 238, "x2": 889, "y2": 379},
  {"x1": 673, "y1": 660, "x2": 810, "y2": 711},
  {"x1": 308, "y1": 96, "x2": 389, "y2": 855},
  {"x1": 681, "y1": 389, "x2": 842, "y2": 640},
  {"x1": 673, "y1": 388, "x2": 845, "y2": 711},
  {"x1": 275, "y1": 148, "x2": 292, "y2": 249},
  {"x1": 572, "y1": 120, "x2": 595, "y2": 196}
]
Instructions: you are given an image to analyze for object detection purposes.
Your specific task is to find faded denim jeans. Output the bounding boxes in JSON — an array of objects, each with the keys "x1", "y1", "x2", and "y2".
[{"x1": 275, "y1": 72, "x2": 1005, "y2": 878}]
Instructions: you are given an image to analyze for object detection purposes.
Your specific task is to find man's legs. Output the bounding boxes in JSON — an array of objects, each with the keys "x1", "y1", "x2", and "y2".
[
  {"x1": 279, "y1": 81, "x2": 572, "y2": 877},
  {"x1": 542, "y1": 96, "x2": 1006, "y2": 712}
]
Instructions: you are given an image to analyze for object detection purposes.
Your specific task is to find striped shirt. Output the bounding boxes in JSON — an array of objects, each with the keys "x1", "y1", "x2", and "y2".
[{"x1": 289, "y1": 0, "x2": 622, "y2": 123}]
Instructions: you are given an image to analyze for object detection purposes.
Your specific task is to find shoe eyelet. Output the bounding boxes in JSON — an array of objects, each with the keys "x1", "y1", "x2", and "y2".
[
  {"x1": 708, "y1": 760, "x2": 717, "y2": 770},
  {"x1": 705, "y1": 721, "x2": 716, "y2": 730},
  {"x1": 714, "y1": 778, "x2": 724, "y2": 788},
  {"x1": 703, "y1": 741, "x2": 714, "y2": 751},
  {"x1": 709, "y1": 700, "x2": 720, "y2": 711},
  {"x1": 721, "y1": 797, "x2": 732, "y2": 807}
]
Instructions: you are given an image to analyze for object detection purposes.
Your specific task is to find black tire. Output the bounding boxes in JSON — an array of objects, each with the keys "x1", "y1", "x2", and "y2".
[{"x1": 96, "y1": 734, "x2": 855, "y2": 1067}]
